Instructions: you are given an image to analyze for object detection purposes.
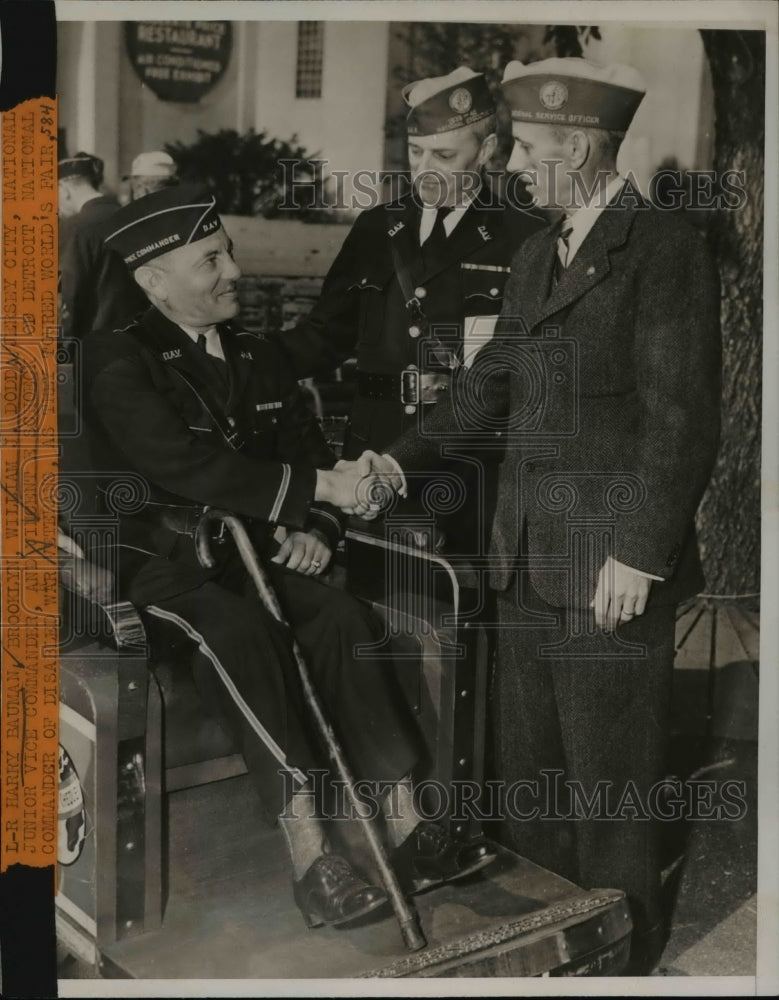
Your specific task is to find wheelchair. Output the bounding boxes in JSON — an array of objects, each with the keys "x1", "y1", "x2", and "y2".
[{"x1": 55, "y1": 364, "x2": 632, "y2": 979}]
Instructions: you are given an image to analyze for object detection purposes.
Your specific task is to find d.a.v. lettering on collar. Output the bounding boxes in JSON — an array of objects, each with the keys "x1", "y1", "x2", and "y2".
[
  {"x1": 162, "y1": 348, "x2": 182, "y2": 360},
  {"x1": 478, "y1": 225, "x2": 493, "y2": 242},
  {"x1": 388, "y1": 221, "x2": 406, "y2": 237}
]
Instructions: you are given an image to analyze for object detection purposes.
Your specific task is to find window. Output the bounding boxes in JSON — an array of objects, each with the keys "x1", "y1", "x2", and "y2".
[{"x1": 295, "y1": 21, "x2": 324, "y2": 99}]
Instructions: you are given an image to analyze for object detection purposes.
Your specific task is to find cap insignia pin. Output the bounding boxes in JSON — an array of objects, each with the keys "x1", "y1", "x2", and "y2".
[
  {"x1": 449, "y1": 87, "x2": 473, "y2": 113},
  {"x1": 539, "y1": 80, "x2": 569, "y2": 110}
]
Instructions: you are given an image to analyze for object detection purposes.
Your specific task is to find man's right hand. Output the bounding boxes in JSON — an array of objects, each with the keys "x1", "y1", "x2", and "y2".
[{"x1": 314, "y1": 451, "x2": 403, "y2": 517}]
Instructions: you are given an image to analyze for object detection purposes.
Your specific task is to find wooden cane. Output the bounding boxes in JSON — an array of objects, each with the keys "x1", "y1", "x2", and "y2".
[{"x1": 195, "y1": 508, "x2": 427, "y2": 952}]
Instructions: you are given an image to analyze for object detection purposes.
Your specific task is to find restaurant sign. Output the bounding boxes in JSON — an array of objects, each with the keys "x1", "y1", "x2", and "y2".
[{"x1": 125, "y1": 21, "x2": 233, "y2": 103}]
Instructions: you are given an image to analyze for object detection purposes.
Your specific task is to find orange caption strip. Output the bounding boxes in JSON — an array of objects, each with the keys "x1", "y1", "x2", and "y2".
[{"x1": 1, "y1": 98, "x2": 60, "y2": 870}]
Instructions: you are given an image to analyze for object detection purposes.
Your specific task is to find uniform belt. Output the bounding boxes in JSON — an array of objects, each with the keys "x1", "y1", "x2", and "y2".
[{"x1": 357, "y1": 370, "x2": 451, "y2": 405}]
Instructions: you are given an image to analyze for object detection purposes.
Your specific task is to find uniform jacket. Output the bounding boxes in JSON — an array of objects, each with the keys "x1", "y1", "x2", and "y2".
[
  {"x1": 83, "y1": 307, "x2": 343, "y2": 604},
  {"x1": 60, "y1": 196, "x2": 148, "y2": 340},
  {"x1": 391, "y1": 203, "x2": 722, "y2": 607},
  {"x1": 275, "y1": 188, "x2": 546, "y2": 455}
]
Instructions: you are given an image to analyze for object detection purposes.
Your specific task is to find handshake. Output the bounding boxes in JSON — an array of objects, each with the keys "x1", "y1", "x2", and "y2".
[{"x1": 315, "y1": 450, "x2": 405, "y2": 519}]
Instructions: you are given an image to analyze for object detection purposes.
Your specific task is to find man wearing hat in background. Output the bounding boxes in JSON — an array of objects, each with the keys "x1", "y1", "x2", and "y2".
[
  {"x1": 354, "y1": 57, "x2": 721, "y2": 973},
  {"x1": 273, "y1": 66, "x2": 544, "y2": 554},
  {"x1": 80, "y1": 183, "x2": 496, "y2": 930},
  {"x1": 123, "y1": 149, "x2": 179, "y2": 202},
  {"x1": 58, "y1": 151, "x2": 147, "y2": 341}
]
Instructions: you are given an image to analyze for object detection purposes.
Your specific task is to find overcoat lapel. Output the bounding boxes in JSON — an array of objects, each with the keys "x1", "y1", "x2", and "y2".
[{"x1": 527, "y1": 207, "x2": 638, "y2": 328}]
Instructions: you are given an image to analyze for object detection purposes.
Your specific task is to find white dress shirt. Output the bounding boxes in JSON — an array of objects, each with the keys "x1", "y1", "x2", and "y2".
[
  {"x1": 179, "y1": 323, "x2": 225, "y2": 361},
  {"x1": 418, "y1": 188, "x2": 478, "y2": 245}
]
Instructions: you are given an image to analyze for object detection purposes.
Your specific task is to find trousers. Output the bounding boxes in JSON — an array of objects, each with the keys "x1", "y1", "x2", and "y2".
[
  {"x1": 491, "y1": 575, "x2": 676, "y2": 936},
  {"x1": 139, "y1": 546, "x2": 423, "y2": 820}
]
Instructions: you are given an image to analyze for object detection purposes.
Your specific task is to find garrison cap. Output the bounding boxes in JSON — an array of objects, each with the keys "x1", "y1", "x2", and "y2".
[
  {"x1": 501, "y1": 58, "x2": 645, "y2": 132},
  {"x1": 103, "y1": 184, "x2": 222, "y2": 270},
  {"x1": 122, "y1": 150, "x2": 177, "y2": 182},
  {"x1": 58, "y1": 151, "x2": 104, "y2": 184},
  {"x1": 404, "y1": 67, "x2": 495, "y2": 136}
]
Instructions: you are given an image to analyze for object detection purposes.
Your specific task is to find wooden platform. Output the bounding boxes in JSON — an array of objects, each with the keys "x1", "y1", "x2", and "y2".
[{"x1": 98, "y1": 774, "x2": 630, "y2": 979}]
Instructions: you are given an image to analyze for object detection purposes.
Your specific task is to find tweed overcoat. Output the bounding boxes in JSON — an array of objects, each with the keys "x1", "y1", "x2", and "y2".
[{"x1": 391, "y1": 201, "x2": 721, "y2": 607}]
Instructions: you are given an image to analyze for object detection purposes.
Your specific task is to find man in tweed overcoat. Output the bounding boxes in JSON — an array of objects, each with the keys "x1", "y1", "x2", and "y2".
[{"x1": 367, "y1": 58, "x2": 721, "y2": 973}]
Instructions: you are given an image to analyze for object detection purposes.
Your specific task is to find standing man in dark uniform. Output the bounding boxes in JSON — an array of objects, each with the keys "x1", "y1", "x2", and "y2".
[
  {"x1": 58, "y1": 152, "x2": 147, "y2": 341},
  {"x1": 275, "y1": 67, "x2": 545, "y2": 551},
  {"x1": 82, "y1": 185, "x2": 494, "y2": 928},
  {"x1": 352, "y1": 58, "x2": 722, "y2": 973}
]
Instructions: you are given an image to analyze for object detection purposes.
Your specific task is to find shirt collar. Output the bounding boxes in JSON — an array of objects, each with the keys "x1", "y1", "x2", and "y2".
[
  {"x1": 564, "y1": 174, "x2": 625, "y2": 263},
  {"x1": 419, "y1": 184, "x2": 480, "y2": 243},
  {"x1": 178, "y1": 323, "x2": 225, "y2": 360}
]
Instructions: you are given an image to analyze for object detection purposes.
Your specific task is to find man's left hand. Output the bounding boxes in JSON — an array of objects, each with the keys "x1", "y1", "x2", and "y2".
[
  {"x1": 591, "y1": 556, "x2": 652, "y2": 630},
  {"x1": 271, "y1": 529, "x2": 332, "y2": 575}
]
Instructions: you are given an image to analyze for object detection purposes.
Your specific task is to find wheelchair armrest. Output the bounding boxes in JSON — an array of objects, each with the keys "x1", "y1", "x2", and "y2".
[
  {"x1": 344, "y1": 514, "x2": 446, "y2": 553},
  {"x1": 345, "y1": 523, "x2": 464, "y2": 624}
]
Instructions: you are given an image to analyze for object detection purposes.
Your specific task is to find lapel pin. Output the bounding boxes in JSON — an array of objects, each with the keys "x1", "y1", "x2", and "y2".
[{"x1": 587, "y1": 266, "x2": 596, "y2": 276}]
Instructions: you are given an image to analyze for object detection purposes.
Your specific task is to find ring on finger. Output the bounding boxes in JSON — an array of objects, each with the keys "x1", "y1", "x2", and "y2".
[{"x1": 311, "y1": 560, "x2": 321, "y2": 569}]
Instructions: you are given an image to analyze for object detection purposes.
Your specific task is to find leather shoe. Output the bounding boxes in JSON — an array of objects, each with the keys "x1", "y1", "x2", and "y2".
[
  {"x1": 391, "y1": 821, "x2": 497, "y2": 895},
  {"x1": 292, "y1": 854, "x2": 388, "y2": 928}
]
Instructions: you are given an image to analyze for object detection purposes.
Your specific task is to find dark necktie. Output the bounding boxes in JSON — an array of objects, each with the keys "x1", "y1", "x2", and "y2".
[
  {"x1": 553, "y1": 218, "x2": 574, "y2": 283},
  {"x1": 422, "y1": 206, "x2": 453, "y2": 268},
  {"x1": 196, "y1": 333, "x2": 228, "y2": 392}
]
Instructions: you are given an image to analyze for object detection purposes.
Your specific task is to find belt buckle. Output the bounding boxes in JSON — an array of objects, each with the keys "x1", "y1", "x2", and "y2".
[
  {"x1": 400, "y1": 367, "x2": 420, "y2": 406},
  {"x1": 419, "y1": 372, "x2": 450, "y2": 404}
]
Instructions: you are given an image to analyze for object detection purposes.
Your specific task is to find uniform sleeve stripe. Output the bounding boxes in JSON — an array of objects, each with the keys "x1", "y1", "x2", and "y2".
[{"x1": 269, "y1": 463, "x2": 292, "y2": 523}]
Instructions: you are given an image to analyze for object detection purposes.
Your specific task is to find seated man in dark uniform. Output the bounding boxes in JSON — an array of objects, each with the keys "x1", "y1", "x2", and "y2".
[{"x1": 82, "y1": 184, "x2": 494, "y2": 929}]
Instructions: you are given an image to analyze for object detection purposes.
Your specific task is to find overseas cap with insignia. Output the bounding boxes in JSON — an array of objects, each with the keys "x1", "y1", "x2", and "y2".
[
  {"x1": 501, "y1": 58, "x2": 646, "y2": 132},
  {"x1": 404, "y1": 66, "x2": 496, "y2": 136},
  {"x1": 58, "y1": 151, "x2": 104, "y2": 184},
  {"x1": 103, "y1": 184, "x2": 222, "y2": 270}
]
